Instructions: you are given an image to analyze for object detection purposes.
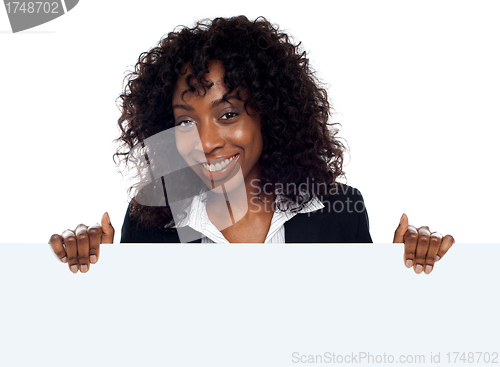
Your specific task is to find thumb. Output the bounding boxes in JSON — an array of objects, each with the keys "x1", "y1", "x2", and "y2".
[
  {"x1": 101, "y1": 212, "x2": 115, "y2": 244},
  {"x1": 393, "y1": 213, "x2": 408, "y2": 243}
]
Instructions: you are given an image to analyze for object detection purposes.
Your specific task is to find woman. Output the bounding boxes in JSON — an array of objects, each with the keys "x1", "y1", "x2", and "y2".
[{"x1": 48, "y1": 16, "x2": 454, "y2": 274}]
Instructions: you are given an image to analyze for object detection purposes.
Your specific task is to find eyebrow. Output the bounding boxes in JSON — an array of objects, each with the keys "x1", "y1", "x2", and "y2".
[{"x1": 172, "y1": 95, "x2": 238, "y2": 111}]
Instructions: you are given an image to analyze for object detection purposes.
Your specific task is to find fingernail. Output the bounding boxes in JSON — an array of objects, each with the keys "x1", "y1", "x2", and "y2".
[
  {"x1": 90, "y1": 255, "x2": 97, "y2": 264},
  {"x1": 70, "y1": 265, "x2": 78, "y2": 273},
  {"x1": 400, "y1": 214, "x2": 405, "y2": 224},
  {"x1": 405, "y1": 259, "x2": 413, "y2": 268},
  {"x1": 424, "y1": 265, "x2": 433, "y2": 274},
  {"x1": 106, "y1": 212, "x2": 111, "y2": 225},
  {"x1": 80, "y1": 265, "x2": 88, "y2": 273},
  {"x1": 436, "y1": 255, "x2": 441, "y2": 261},
  {"x1": 61, "y1": 256, "x2": 67, "y2": 263},
  {"x1": 415, "y1": 264, "x2": 423, "y2": 274}
]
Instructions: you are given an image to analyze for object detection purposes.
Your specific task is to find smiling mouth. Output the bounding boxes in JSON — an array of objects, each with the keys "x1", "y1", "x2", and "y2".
[{"x1": 201, "y1": 154, "x2": 239, "y2": 172}]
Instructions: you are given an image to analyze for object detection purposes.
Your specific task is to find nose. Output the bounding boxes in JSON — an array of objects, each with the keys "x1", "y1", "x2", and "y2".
[{"x1": 196, "y1": 121, "x2": 225, "y2": 155}]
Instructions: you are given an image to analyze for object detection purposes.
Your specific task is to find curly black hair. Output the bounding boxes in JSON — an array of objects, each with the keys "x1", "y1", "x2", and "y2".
[{"x1": 114, "y1": 15, "x2": 346, "y2": 230}]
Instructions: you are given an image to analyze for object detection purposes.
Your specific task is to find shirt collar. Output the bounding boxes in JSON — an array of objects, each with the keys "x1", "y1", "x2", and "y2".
[{"x1": 175, "y1": 192, "x2": 324, "y2": 228}]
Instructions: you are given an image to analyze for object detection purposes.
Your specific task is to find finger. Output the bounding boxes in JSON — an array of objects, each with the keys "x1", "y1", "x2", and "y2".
[
  {"x1": 49, "y1": 234, "x2": 68, "y2": 263},
  {"x1": 393, "y1": 213, "x2": 408, "y2": 243},
  {"x1": 436, "y1": 235, "x2": 455, "y2": 261},
  {"x1": 414, "y1": 226, "x2": 431, "y2": 274},
  {"x1": 75, "y1": 224, "x2": 90, "y2": 273},
  {"x1": 61, "y1": 229, "x2": 79, "y2": 274},
  {"x1": 87, "y1": 223, "x2": 102, "y2": 264},
  {"x1": 403, "y1": 224, "x2": 418, "y2": 268},
  {"x1": 101, "y1": 212, "x2": 115, "y2": 244},
  {"x1": 424, "y1": 232, "x2": 442, "y2": 274}
]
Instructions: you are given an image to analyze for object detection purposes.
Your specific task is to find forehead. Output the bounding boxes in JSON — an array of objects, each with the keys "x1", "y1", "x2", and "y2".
[{"x1": 172, "y1": 61, "x2": 227, "y2": 103}]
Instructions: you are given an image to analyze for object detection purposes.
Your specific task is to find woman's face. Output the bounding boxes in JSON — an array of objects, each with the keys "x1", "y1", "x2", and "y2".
[{"x1": 173, "y1": 61, "x2": 263, "y2": 192}]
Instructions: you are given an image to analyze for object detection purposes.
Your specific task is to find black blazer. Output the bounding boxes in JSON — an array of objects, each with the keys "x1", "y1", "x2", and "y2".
[{"x1": 120, "y1": 185, "x2": 373, "y2": 243}]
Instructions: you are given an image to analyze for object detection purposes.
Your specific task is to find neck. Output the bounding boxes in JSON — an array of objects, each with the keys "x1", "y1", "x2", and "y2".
[{"x1": 206, "y1": 174, "x2": 275, "y2": 229}]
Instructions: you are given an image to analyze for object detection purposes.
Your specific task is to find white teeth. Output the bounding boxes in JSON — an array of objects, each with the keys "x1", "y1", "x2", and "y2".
[{"x1": 202, "y1": 154, "x2": 237, "y2": 172}]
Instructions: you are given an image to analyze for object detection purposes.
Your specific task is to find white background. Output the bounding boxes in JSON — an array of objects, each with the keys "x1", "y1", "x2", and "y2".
[
  {"x1": 0, "y1": 2, "x2": 499, "y2": 366},
  {"x1": 1, "y1": 0, "x2": 499, "y2": 243}
]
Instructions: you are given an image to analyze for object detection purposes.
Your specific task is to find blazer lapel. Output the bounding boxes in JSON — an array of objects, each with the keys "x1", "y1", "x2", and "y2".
[
  {"x1": 284, "y1": 212, "x2": 322, "y2": 243},
  {"x1": 165, "y1": 227, "x2": 202, "y2": 243}
]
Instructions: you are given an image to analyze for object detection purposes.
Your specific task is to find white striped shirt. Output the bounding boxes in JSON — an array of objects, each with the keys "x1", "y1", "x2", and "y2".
[{"x1": 175, "y1": 193, "x2": 325, "y2": 243}]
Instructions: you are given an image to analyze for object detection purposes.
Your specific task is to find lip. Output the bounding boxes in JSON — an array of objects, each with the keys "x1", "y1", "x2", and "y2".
[
  {"x1": 196, "y1": 153, "x2": 240, "y2": 183},
  {"x1": 194, "y1": 153, "x2": 239, "y2": 165}
]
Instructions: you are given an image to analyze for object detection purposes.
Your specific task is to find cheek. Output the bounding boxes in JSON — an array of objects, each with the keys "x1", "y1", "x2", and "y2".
[
  {"x1": 233, "y1": 129, "x2": 262, "y2": 151},
  {"x1": 175, "y1": 136, "x2": 188, "y2": 160},
  {"x1": 255, "y1": 130, "x2": 263, "y2": 154},
  {"x1": 175, "y1": 130, "x2": 198, "y2": 161},
  {"x1": 240, "y1": 132, "x2": 263, "y2": 167},
  {"x1": 250, "y1": 124, "x2": 263, "y2": 155},
  {"x1": 252, "y1": 133, "x2": 263, "y2": 160}
]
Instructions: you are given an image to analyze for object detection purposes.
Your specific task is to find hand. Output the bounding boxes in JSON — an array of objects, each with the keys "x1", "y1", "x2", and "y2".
[
  {"x1": 393, "y1": 213, "x2": 454, "y2": 274},
  {"x1": 49, "y1": 212, "x2": 115, "y2": 273}
]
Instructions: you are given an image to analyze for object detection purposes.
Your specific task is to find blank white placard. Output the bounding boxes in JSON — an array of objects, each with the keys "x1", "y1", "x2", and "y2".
[{"x1": 0, "y1": 243, "x2": 498, "y2": 367}]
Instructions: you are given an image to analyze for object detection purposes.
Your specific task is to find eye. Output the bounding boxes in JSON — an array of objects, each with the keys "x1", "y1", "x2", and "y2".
[
  {"x1": 176, "y1": 120, "x2": 196, "y2": 129},
  {"x1": 220, "y1": 112, "x2": 238, "y2": 120}
]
